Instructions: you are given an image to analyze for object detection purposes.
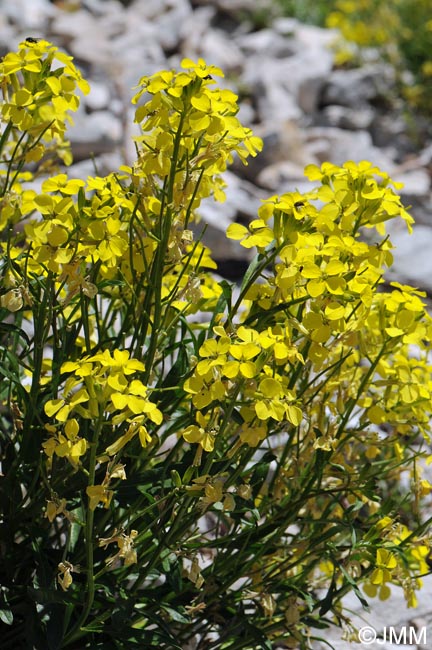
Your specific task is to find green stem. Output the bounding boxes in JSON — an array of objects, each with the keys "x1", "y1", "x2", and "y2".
[
  {"x1": 131, "y1": 492, "x2": 196, "y2": 594},
  {"x1": 336, "y1": 341, "x2": 388, "y2": 440},
  {"x1": 140, "y1": 125, "x2": 186, "y2": 378},
  {"x1": 1, "y1": 129, "x2": 27, "y2": 195},
  {"x1": 63, "y1": 411, "x2": 103, "y2": 646}
]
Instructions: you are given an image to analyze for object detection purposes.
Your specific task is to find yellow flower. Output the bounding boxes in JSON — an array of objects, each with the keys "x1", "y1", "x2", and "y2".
[
  {"x1": 41, "y1": 174, "x2": 85, "y2": 195},
  {"x1": 44, "y1": 378, "x2": 89, "y2": 422},
  {"x1": 182, "y1": 412, "x2": 217, "y2": 452},
  {"x1": 370, "y1": 549, "x2": 398, "y2": 585},
  {"x1": 181, "y1": 57, "x2": 224, "y2": 79},
  {"x1": 58, "y1": 561, "x2": 75, "y2": 591},
  {"x1": 0, "y1": 288, "x2": 23, "y2": 312},
  {"x1": 99, "y1": 529, "x2": 138, "y2": 567},
  {"x1": 45, "y1": 497, "x2": 69, "y2": 523},
  {"x1": 86, "y1": 485, "x2": 114, "y2": 511}
]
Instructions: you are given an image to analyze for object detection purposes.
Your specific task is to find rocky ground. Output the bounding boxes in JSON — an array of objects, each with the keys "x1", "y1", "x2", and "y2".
[{"x1": 1, "y1": 0, "x2": 432, "y2": 647}]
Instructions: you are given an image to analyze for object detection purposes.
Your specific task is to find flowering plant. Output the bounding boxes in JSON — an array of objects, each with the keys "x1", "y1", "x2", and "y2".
[
  {"x1": 326, "y1": 0, "x2": 432, "y2": 112},
  {"x1": 278, "y1": 0, "x2": 432, "y2": 114},
  {"x1": 1, "y1": 40, "x2": 431, "y2": 649}
]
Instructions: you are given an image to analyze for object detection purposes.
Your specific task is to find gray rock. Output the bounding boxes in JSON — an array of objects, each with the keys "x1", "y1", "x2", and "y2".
[
  {"x1": 304, "y1": 127, "x2": 396, "y2": 170},
  {"x1": 321, "y1": 63, "x2": 396, "y2": 109},
  {"x1": 370, "y1": 111, "x2": 415, "y2": 153},
  {"x1": 393, "y1": 169, "x2": 431, "y2": 199},
  {"x1": 186, "y1": 29, "x2": 245, "y2": 74},
  {"x1": 192, "y1": 0, "x2": 271, "y2": 13},
  {"x1": 241, "y1": 24, "x2": 333, "y2": 120},
  {"x1": 386, "y1": 224, "x2": 432, "y2": 292},
  {"x1": 123, "y1": 0, "x2": 193, "y2": 55},
  {"x1": 253, "y1": 74, "x2": 303, "y2": 124},
  {"x1": 320, "y1": 104, "x2": 375, "y2": 131},
  {"x1": 236, "y1": 28, "x2": 297, "y2": 58},
  {"x1": 179, "y1": 6, "x2": 216, "y2": 54},
  {"x1": 84, "y1": 80, "x2": 111, "y2": 112},
  {"x1": 232, "y1": 120, "x2": 308, "y2": 184},
  {"x1": 128, "y1": 0, "x2": 191, "y2": 20},
  {"x1": 236, "y1": 101, "x2": 256, "y2": 126},
  {"x1": 79, "y1": 0, "x2": 123, "y2": 14},
  {"x1": 257, "y1": 160, "x2": 314, "y2": 194},
  {"x1": 68, "y1": 110, "x2": 123, "y2": 160},
  {"x1": 50, "y1": 8, "x2": 121, "y2": 67},
  {"x1": 194, "y1": 170, "x2": 266, "y2": 264},
  {"x1": 298, "y1": 76, "x2": 327, "y2": 115},
  {"x1": 271, "y1": 16, "x2": 299, "y2": 37},
  {"x1": 0, "y1": 15, "x2": 17, "y2": 53},
  {"x1": 408, "y1": 617, "x2": 429, "y2": 650},
  {"x1": 0, "y1": 0, "x2": 54, "y2": 30},
  {"x1": 197, "y1": 170, "x2": 265, "y2": 227},
  {"x1": 294, "y1": 23, "x2": 336, "y2": 113},
  {"x1": 111, "y1": 23, "x2": 166, "y2": 93},
  {"x1": 418, "y1": 143, "x2": 432, "y2": 168},
  {"x1": 241, "y1": 55, "x2": 305, "y2": 125}
]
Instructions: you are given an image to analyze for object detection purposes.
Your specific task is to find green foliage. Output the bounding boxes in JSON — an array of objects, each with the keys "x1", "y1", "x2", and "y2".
[
  {"x1": 327, "y1": 0, "x2": 432, "y2": 112},
  {"x1": 274, "y1": 0, "x2": 335, "y2": 26},
  {"x1": 276, "y1": 0, "x2": 432, "y2": 115},
  {"x1": 1, "y1": 40, "x2": 432, "y2": 649}
]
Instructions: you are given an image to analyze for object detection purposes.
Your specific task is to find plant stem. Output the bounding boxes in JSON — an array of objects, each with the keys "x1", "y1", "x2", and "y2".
[{"x1": 62, "y1": 411, "x2": 103, "y2": 646}]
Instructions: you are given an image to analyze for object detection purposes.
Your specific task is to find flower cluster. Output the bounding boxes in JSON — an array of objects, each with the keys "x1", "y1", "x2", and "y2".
[
  {"x1": 0, "y1": 38, "x2": 89, "y2": 172},
  {"x1": 132, "y1": 57, "x2": 262, "y2": 208},
  {"x1": 223, "y1": 160, "x2": 432, "y2": 448},
  {"x1": 43, "y1": 349, "x2": 162, "y2": 468},
  {"x1": 183, "y1": 323, "x2": 303, "y2": 451}
]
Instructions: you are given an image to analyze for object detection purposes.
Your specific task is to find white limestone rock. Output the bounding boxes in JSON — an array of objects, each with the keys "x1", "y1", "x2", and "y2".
[
  {"x1": 386, "y1": 224, "x2": 432, "y2": 292},
  {"x1": 0, "y1": 0, "x2": 54, "y2": 30},
  {"x1": 304, "y1": 127, "x2": 396, "y2": 171}
]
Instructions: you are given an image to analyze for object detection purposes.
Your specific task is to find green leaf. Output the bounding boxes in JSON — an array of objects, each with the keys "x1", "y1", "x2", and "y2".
[
  {"x1": 77, "y1": 186, "x2": 86, "y2": 210},
  {"x1": 160, "y1": 550, "x2": 177, "y2": 572},
  {"x1": 69, "y1": 519, "x2": 83, "y2": 553},
  {"x1": 160, "y1": 604, "x2": 190, "y2": 624},
  {"x1": 239, "y1": 252, "x2": 264, "y2": 295},
  {"x1": 209, "y1": 279, "x2": 232, "y2": 329},
  {"x1": 231, "y1": 408, "x2": 244, "y2": 425},
  {"x1": 0, "y1": 608, "x2": 13, "y2": 625},
  {"x1": 0, "y1": 321, "x2": 30, "y2": 345},
  {"x1": 318, "y1": 577, "x2": 337, "y2": 616},
  {"x1": 338, "y1": 564, "x2": 370, "y2": 610}
]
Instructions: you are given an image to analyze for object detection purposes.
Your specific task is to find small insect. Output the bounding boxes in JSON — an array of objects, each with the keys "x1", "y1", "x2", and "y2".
[
  {"x1": 294, "y1": 201, "x2": 305, "y2": 210},
  {"x1": 25, "y1": 37, "x2": 41, "y2": 44},
  {"x1": 203, "y1": 74, "x2": 213, "y2": 80}
]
